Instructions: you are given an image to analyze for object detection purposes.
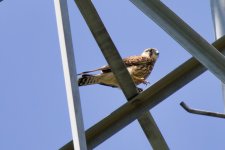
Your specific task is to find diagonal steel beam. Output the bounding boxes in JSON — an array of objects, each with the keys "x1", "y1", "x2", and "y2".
[
  {"x1": 60, "y1": 36, "x2": 225, "y2": 149},
  {"x1": 66, "y1": 0, "x2": 168, "y2": 149},
  {"x1": 130, "y1": 0, "x2": 225, "y2": 84}
]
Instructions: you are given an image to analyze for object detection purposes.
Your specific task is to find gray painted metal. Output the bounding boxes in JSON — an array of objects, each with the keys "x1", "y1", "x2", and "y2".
[
  {"x1": 60, "y1": 36, "x2": 225, "y2": 149},
  {"x1": 54, "y1": 0, "x2": 87, "y2": 149},
  {"x1": 130, "y1": 0, "x2": 225, "y2": 84},
  {"x1": 211, "y1": 0, "x2": 225, "y2": 111},
  {"x1": 69, "y1": 0, "x2": 168, "y2": 149},
  {"x1": 180, "y1": 102, "x2": 225, "y2": 119},
  {"x1": 138, "y1": 112, "x2": 168, "y2": 150}
]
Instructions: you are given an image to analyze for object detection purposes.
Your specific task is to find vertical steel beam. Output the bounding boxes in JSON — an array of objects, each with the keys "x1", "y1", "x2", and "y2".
[
  {"x1": 211, "y1": 0, "x2": 225, "y2": 111},
  {"x1": 130, "y1": 0, "x2": 225, "y2": 84},
  {"x1": 54, "y1": 0, "x2": 87, "y2": 149}
]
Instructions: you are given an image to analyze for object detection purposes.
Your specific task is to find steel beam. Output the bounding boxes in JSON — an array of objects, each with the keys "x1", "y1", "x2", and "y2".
[
  {"x1": 180, "y1": 102, "x2": 225, "y2": 119},
  {"x1": 211, "y1": 0, "x2": 225, "y2": 111},
  {"x1": 70, "y1": 0, "x2": 168, "y2": 149},
  {"x1": 54, "y1": 0, "x2": 87, "y2": 149},
  {"x1": 130, "y1": 0, "x2": 225, "y2": 84},
  {"x1": 60, "y1": 36, "x2": 225, "y2": 150}
]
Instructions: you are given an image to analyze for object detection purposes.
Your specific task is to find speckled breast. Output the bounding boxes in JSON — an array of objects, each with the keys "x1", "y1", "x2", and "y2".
[{"x1": 132, "y1": 64, "x2": 153, "y2": 84}]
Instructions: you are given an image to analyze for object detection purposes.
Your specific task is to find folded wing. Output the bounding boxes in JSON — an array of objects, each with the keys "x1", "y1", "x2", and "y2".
[{"x1": 77, "y1": 56, "x2": 151, "y2": 75}]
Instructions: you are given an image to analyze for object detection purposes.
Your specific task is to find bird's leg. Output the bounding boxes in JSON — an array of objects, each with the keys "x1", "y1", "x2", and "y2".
[
  {"x1": 132, "y1": 76, "x2": 145, "y2": 83},
  {"x1": 144, "y1": 80, "x2": 150, "y2": 86},
  {"x1": 132, "y1": 76, "x2": 150, "y2": 86}
]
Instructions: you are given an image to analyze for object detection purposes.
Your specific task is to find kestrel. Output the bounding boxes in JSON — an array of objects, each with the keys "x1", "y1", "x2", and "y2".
[{"x1": 77, "y1": 48, "x2": 159, "y2": 91}]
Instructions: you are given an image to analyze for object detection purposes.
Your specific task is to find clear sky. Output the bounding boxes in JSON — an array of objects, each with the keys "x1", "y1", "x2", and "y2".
[{"x1": 1, "y1": 0, "x2": 225, "y2": 150}]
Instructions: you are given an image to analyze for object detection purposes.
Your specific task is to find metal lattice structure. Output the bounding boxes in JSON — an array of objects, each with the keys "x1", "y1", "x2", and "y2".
[{"x1": 54, "y1": 0, "x2": 225, "y2": 149}]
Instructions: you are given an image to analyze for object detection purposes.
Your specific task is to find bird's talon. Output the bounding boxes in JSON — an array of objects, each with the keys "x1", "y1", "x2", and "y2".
[
  {"x1": 137, "y1": 87, "x2": 143, "y2": 93},
  {"x1": 143, "y1": 81, "x2": 150, "y2": 86}
]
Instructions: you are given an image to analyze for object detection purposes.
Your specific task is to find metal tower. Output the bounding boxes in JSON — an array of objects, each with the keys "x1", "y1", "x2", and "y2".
[{"x1": 54, "y1": 0, "x2": 225, "y2": 149}]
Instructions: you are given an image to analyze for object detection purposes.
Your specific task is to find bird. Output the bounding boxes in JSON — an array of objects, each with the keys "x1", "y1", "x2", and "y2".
[{"x1": 77, "y1": 48, "x2": 159, "y2": 91}]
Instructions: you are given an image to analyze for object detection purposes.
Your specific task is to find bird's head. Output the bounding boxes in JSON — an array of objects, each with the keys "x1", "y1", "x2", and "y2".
[{"x1": 141, "y1": 48, "x2": 159, "y2": 60}]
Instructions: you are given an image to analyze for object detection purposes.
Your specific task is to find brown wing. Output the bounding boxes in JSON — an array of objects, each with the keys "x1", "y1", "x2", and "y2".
[
  {"x1": 100, "y1": 56, "x2": 151, "y2": 73},
  {"x1": 78, "y1": 56, "x2": 151, "y2": 75},
  {"x1": 123, "y1": 56, "x2": 151, "y2": 66}
]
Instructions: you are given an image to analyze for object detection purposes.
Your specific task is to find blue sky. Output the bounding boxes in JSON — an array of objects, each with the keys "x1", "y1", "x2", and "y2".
[{"x1": 1, "y1": 0, "x2": 225, "y2": 150}]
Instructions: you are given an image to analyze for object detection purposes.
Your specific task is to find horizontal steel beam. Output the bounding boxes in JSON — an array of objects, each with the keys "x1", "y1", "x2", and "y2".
[
  {"x1": 130, "y1": 0, "x2": 225, "y2": 84},
  {"x1": 60, "y1": 36, "x2": 225, "y2": 149},
  {"x1": 67, "y1": 0, "x2": 168, "y2": 149}
]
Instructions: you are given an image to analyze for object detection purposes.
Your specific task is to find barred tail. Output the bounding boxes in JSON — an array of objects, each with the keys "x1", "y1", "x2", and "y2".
[{"x1": 78, "y1": 74, "x2": 100, "y2": 86}]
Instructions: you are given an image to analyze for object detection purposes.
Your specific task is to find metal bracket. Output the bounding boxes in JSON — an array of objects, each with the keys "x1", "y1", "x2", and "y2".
[{"x1": 180, "y1": 102, "x2": 225, "y2": 119}]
